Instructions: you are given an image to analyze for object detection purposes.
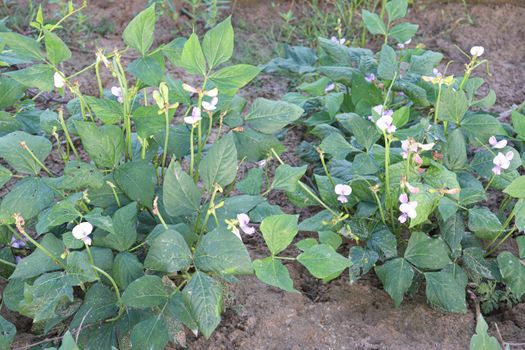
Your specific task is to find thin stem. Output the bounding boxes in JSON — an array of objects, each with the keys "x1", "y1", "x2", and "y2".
[
  {"x1": 91, "y1": 265, "x2": 124, "y2": 322},
  {"x1": 318, "y1": 149, "x2": 335, "y2": 187},
  {"x1": 58, "y1": 109, "x2": 80, "y2": 159},
  {"x1": 189, "y1": 125, "x2": 196, "y2": 177},
  {"x1": 11, "y1": 224, "x2": 65, "y2": 269},
  {"x1": 486, "y1": 227, "x2": 516, "y2": 257},
  {"x1": 95, "y1": 60, "x2": 104, "y2": 98},
  {"x1": 161, "y1": 109, "x2": 171, "y2": 178},
  {"x1": 21, "y1": 143, "x2": 53, "y2": 176},
  {"x1": 434, "y1": 83, "x2": 443, "y2": 124},
  {"x1": 0, "y1": 258, "x2": 16, "y2": 268},
  {"x1": 484, "y1": 174, "x2": 495, "y2": 191},
  {"x1": 85, "y1": 244, "x2": 99, "y2": 278}
]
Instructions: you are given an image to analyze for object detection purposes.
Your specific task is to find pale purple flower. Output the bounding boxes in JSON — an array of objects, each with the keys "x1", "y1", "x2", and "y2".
[
  {"x1": 398, "y1": 194, "x2": 418, "y2": 223},
  {"x1": 111, "y1": 86, "x2": 123, "y2": 103},
  {"x1": 72, "y1": 222, "x2": 93, "y2": 246},
  {"x1": 10, "y1": 236, "x2": 26, "y2": 249},
  {"x1": 325, "y1": 83, "x2": 335, "y2": 93},
  {"x1": 365, "y1": 73, "x2": 376, "y2": 83},
  {"x1": 184, "y1": 107, "x2": 202, "y2": 125},
  {"x1": 492, "y1": 151, "x2": 514, "y2": 175},
  {"x1": 376, "y1": 112, "x2": 396, "y2": 134},
  {"x1": 432, "y1": 68, "x2": 443, "y2": 78},
  {"x1": 401, "y1": 139, "x2": 418, "y2": 159},
  {"x1": 237, "y1": 213, "x2": 255, "y2": 235},
  {"x1": 202, "y1": 97, "x2": 218, "y2": 111},
  {"x1": 489, "y1": 136, "x2": 507, "y2": 149},
  {"x1": 334, "y1": 184, "x2": 352, "y2": 204},
  {"x1": 330, "y1": 36, "x2": 346, "y2": 45}
]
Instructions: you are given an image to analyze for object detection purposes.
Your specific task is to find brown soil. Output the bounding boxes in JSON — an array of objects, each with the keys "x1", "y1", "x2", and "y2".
[{"x1": 5, "y1": 0, "x2": 525, "y2": 349}]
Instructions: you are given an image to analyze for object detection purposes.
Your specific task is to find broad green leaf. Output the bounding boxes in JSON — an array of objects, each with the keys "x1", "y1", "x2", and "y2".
[
  {"x1": 235, "y1": 167, "x2": 263, "y2": 195},
  {"x1": 385, "y1": 0, "x2": 408, "y2": 21},
  {"x1": 461, "y1": 114, "x2": 506, "y2": 144},
  {"x1": 77, "y1": 322, "x2": 117, "y2": 349},
  {"x1": 114, "y1": 160, "x2": 156, "y2": 208},
  {"x1": 0, "y1": 32, "x2": 44, "y2": 61},
  {"x1": 336, "y1": 113, "x2": 380, "y2": 150},
  {"x1": 518, "y1": 235, "x2": 525, "y2": 259},
  {"x1": 424, "y1": 264, "x2": 467, "y2": 313},
  {"x1": 232, "y1": 127, "x2": 285, "y2": 161},
  {"x1": 319, "y1": 133, "x2": 360, "y2": 159},
  {"x1": 163, "y1": 161, "x2": 201, "y2": 217},
  {"x1": 0, "y1": 76, "x2": 26, "y2": 109},
  {"x1": 260, "y1": 214, "x2": 299, "y2": 255},
  {"x1": 348, "y1": 246, "x2": 379, "y2": 283},
  {"x1": 503, "y1": 176, "x2": 525, "y2": 198},
  {"x1": 167, "y1": 291, "x2": 198, "y2": 334},
  {"x1": 58, "y1": 160, "x2": 104, "y2": 191},
  {"x1": 194, "y1": 227, "x2": 252, "y2": 275},
  {"x1": 144, "y1": 229, "x2": 192, "y2": 273},
  {"x1": 74, "y1": 121, "x2": 124, "y2": 168},
  {"x1": 404, "y1": 232, "x2": 451, "y2": 270},
  {"x1": 497, "y1": 251, "x2": 525, "y2": 299},
  {"x1": 0, "y1": 131, "x2": 51, "y2": 175},
  {"x1": 0, "y1": 163, "x2": 13, "y2": 187},
  {"x1": 112, "y1": 252, "x2": 144, "y2": 289},
  {"x1": 202, "y1": 16, "x2": 234, "y2": 68},
  {"x1": 128, "y1": 54, "x2": 165, "y2": 86},
  {"x1": 377, "y1": 44, "x2": 397, "y2": 80},
  {"x1": 470, "y1": 313, "x2": 502, "y2": 350},
  {"x1": 95, "y1": 202, "x2": 138, "y2": 251},
  {"x1": 253, "y1": 257, "x2": 296, "y2": 292},
  {"x1": 84, "y1": 96, "x2": 123, "y2": 124},
  {"x1": 44, "y1": 29, "x2": 71, "y2": 65},
  {"x1": 423, "y1": 162, "x2": 460, "y2": 199},
  {"x1": 468, "y1": 207, "x2": 502, "y2": 240},
  {"x1": 375, "y1": 258, "x2": 414, "y2": 307},
  {"x1": 438, "y1": 86, "x2": 468, "y2": 124},
  {"x1": 0, "y1": 315, "x2": 16, "y2": 350},
  {"x1": 409, "y1": 50, "x2": 443, "y2": 76},
  {"x1": 122, "y1": 4, "x2": 156, "y2": 55},
  {"x1": 244, "y1": 98, "x2": 304, "y2": 134},
  {"x1": 66, "y1": 251, "x2": 98, "y2": 284},
  {"x1": 445, "y1": 128, "x2": 467, "y2": 170},
  {"x1": 9, "y1": 234, "x2": 64, "y2": 279},
  {"x1": 179, "y1": 33, "x2": 206, "y2": 75},
  {"x1": 122, "y1": 275, "x2": 168, "y2": 309},
  {"x1": 199, "y1": 133, "x2": 237, "y2": 191},
  {"x1": 130, "y1": 316, "x2": 169, "y2": 350},
  {"x1": 70, "y1": 283, "x2": 117, "y2": 329},
  {"x1": 5, "y1": 64, "x2": 54, "y2": 91},
  {"x1": 271, "y1": 164, "x2": 307, "y2": 192},
  {"x1": 319, "y1": 230, "x2": 342, "y2": 250},
  {"x1": 393, "y1": 79, "x2": 429, "y2": 106},
  {"x1": 132, "y1": 105, "x2": 164, "y2": 138},
  {"x1": 210, "y1": 64, "x2": 261, "y2": 93},
  {"x1": 297, "y1": 244, "x2": 350, "y2": 282},
  {"x1": 408, "y1": 187, "x2": 440, "y2": 227},
  {"x1": 440, "y1": 213, "x2": 464, "y2": 254},
  {"x1": 361, "y1": 10, "x2": 387, "y2": 35},
  {"x1": 0, "y1": 177, "x2": 54, "y2": 223},
  {"x1": 367, "y1": 228, "x2": 398, "y2": 260},
  {"x1": 511, "y1": 110, "x2": 525, "y2": 140},
  {"x1": 182, "y1": 271, "x2": 222, "y2": 339},
  {"x1": 389, "y1": 22, "x2": 418, "y2": 43},
  {"x1": 463, "y1": 247, "x2": 499, "y2": 281},
  {"x1": 59, "y1": 331, "x2": 80, "y2": 350}
]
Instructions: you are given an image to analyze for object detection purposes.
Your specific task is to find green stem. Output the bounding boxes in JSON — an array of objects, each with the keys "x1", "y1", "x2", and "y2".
[
  {"x1": 91, "y1": 265, "x2": 124, "y2": 322},
  {"x1": 11, "y1": 226, "x2": 65, "y2": 269},
  {"x1": 58, "y1": 109, "x2": 80, "y2": 159},
  {"x1": 189, "y1": 125, "x2": 196, "y2": 177},
  {"x1": 22, "y1": 144, "x2": 53, "y2": 176},
  {"x1": 0, "y1": 258, "x2": 16, "y2": 268},
  {"x1": 319, "y1": 150, "x2": 335, "y2": 187},
  {"x1": 488, "y1": 207, "x2": 516, "y2": 247},
  {"x1": 161, "y1": 109, "x2": 171, "y2": 179},
  {"x1": 85, "y1": 244, "x2": 99, "y2": 278},
  {"x1": 95, "y1": 60, "x2": 104, "y2": 98},
  {"x1": 484, "y1": 174, "x2": 495, "y2": 191},
  {"x1": 486, "y1": 227, "x2": 517, "y2": 257},
  {"x1": 434, "y1": 83, "x2": 443, "y2": 124}
]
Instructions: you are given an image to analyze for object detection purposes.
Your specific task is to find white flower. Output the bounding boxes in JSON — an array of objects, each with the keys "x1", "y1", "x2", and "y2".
[
  {"x1": 325, "y1": 83, "x2": 335, "y2": 93},
  {"x1": 334, "y1": 184, "x2": 352, "y2": 204},
  {"x1": 202, "y1": 97, "x2": 218, "y2": 111},
  {"x1": 184, "y1": 107, "x2": 202, "y2": 125},
  {"x1": 492, "y1": 151, "x2": 514, "y2": 175},
  {"x1": 398, "y1": 194, "x2": 418, "y2": 223},
  {"x1": 376, "y1": 111, "x2": 396, "y2": 134},
  {"x1": 72, "y1": 222, "x2": 93, "y2": 246},
  {"x1": 397, "y1": 39, "x2": 412, "y2": 49},
  {"x1": 204, "y1": 88, "x2": 218, "y2": 97},
  {"x1": 258, "y1": 159, "x2": 267, "y2": 168},
  {"x1": 470, "y1": 46, "x2": 485, "y2": 57},
  {"x1": 111, "y1": 86, "x2": 123, "y2": 103},
  {"x1": 489, "y1": 136, "x2": 507, "y2": 149},
  {"x1": 237, "y1": 213, "x2": 255, "y2": 235},
  {"x1": 373, "y1": 105, "x2": 385, "y2": 115},
  {"x1": 330, "y1": 36, "x2": 346, "y2": 45},
  {"x1": 53, "y1": 72, "x2": 66, "y2": 88}
]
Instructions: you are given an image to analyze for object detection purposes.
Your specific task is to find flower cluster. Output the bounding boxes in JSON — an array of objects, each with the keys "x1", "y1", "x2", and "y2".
[{"x1": 401, "y1": 138, "x2": 435, "y2": 165}]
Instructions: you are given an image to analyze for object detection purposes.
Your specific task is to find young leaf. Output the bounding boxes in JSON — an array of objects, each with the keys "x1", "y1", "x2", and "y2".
[
  {"x1": 163, "y1": 161, "x2": 201, "y2": 217},
  {"x1": 260, "y1": 214, "x2": 299, "y2": 255},
  {"x1": 375, "y1": 258, "x2": 414, "y2": 307},
  {"x1": 5, "y1": 64, "x2": 54, "y2": 92},
  {"x1": 144, "y1": 229, "x2": 193, "y2": 273},
  {"x1": 122, "y1": 275, "x2": 168, "y2": 309},
  {"x1": 404, "y1": 232, "x2": 451, "y2": 270},
  {"x1": 209, "y1": 64, "x2": 262, "y2": 92},
  {"x1": 253, "y1": 257, "x2": 296, "y2": 292},
  {"x1": 389, "y1": 22, "x2": 418, "y2": 43},
  {"x1": 44, "y1": 29, "x2": 71, "y2": 65},
  {"x1": 199, "y1": 133, "x2": 237, "y2": 191},
  {"x1": 84, "y1": 96, "x2": 123, "y2": 125},
  {"x1": 336, "y1": 113, "x2": 380, "y2": 151},
  {"x1": 377, "y1": 44, "x2": 397, "y2": 80},
  {"x1": 122, "y1": 4, "x2": 156, "y2": 55},
  {"x1": 179, "y1": 33, "x2": 207, "y2": 76},
  {"x1": 445, "y1": 128, "x2": 467, "y2": 170},
  {"x1": 202, "y1": 16, "x2": 234, "y2": 69},
  {"x1": 438, "y1": 86, "x2": 468, "y2": 124},
  {"x1": 361, "y1": 10, "x2": 387, "y2": 36}
]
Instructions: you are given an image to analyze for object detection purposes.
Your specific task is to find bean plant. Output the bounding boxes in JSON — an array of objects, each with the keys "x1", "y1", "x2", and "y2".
[
  {"x1": 262, "y1": 0, "x2": 525, "y2": 314},
  {"x1": 0, "y1": 5, "x2": 305, "y2": 348}
]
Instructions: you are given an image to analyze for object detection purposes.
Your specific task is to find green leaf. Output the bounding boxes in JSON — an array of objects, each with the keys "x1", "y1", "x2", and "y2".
[
  {"x1": 271, "y1": 164, "x2": 307, "y2": 192},
  {"x1": 122, "y1": 275, "x2": 168, "y2": 309},
  {"x1": 114, "y1": 160, "x2": 156, "y2": 208},
  {"x1": 445, "y1": 128, "x2": 467, "y2": 170},
  {"x1": 0, "y1": 315, "x2": 16, "y2": 349},
  {"x1": 194, "y1": 227, "x2": 252, "y2": 275},
  {"x1": 44, "y1": 29, "x2": 71, "y2": 65},
  {"x1": 438, "y1": 86, "x2": 468, "y2": 124},
  {"x1": 408, "y1": 188, "x2": 440, "y2": 227},
  {"x1": 244, "y1": 98, "x2": 304, "y2": 134},
  {"x1": 423, "y1": 162, "x2": 460, "y2": 199},
  {"x1": 179, "y1": 33, "x2": 206, "y2": 75},
  {"x1": 348, "y1": 246, "x2": 379, "y2": 283},
  {"x1": 70, "y1": 283, "x2": 117, "y2": 329},
  {"x1": 386, "y1": 0, "x2": 408, "y2": 21},
  {"x1": 0, "y1": 177, "x2": 54, "y2": 223},
  {"x1": 253, "y1": 257, "x2": 296, "y2": 292},
  {"x1": 404, "y1": 232, "x2": 451, "y2": 270},
  {"x1": 361, "y1": 10, "x2": 387, "y2": 35},
  {"x1": 424, "y1": 264, "x2": 467, "y2": 313},
  {"x1": 0, "y1": 164, "x2": 11, "y2": 189},
  {"x1": 0, "y1": 131, "x2": 51, "y2": 175},
  {"x1": 260, "y1": 214, "x2": 299, "y2": 255},
  {"x1": 122, "y1": 4, "x2": 156, "y2": 55},
  {"x1": 375, "y1": 258, "x2": 414, "y2": 307},
  {"x1": 210, "y1": 64, "x2": 261, "y2": 93},
  {"x1": 112, "y1": 252, "x2": 144, "y2": 289},
  {"x1": 440, "y1": 213, "x2": 464, "y2": 254},
  {"x1": 128, "y1": 54, "x2": 165, "y2": 87},
  {"x1": 58, "y1": 160, "x2": 104, "y2": 191},
  {"x1": 409, "y1": 50, "x2": 443, "y2": 76},
  {"x1": 84, "y1": 96, "x2": 123, "y2": 125},
  {"x1": 66, "y1": 251, "x2": 98, "y2": 283},
  {"x1": 132, "y1": 105, "x2": 164, "y2": 138},
  {"x1": 199, "y1": 133, "x2": 237, "y2": 191},
  {"x1": 74, "y1": 121, "x2": 124, "y2": 168},
  {"x1": 461, "y1": 114, "x2": 506, "y2": 144},
  {"x1": 0, "y1": 32, "x2": 43, "y2": 61},
  {"x1": 389, "y1": 22, "x2": 418, "y2": 43},
  {"x1": 511, "y1": 110, "x2": 525, "y2": 140},
  {"x1": 503, "y1": 176, "x2": 525, "y2": 198},
  {"x1": 236, "y1": 167, "x2": 263, "y2": 195},
  {"x1": 95, "y1": 202, "x2": 138, "y2": 251},
  {"x1": 5, "y1": 64, "x2": 54, "y2": 91},
  {"x1": 9, "y1": 234, "x2": 64, "y2": 279},
  {"x1": 130, "y1": 316, "x2": 169, "y2": 350},
  {"x1": 144, "y1": 229, "x2": 193, "y2": 273},
  {"x1": 463, "y1": 247, "x2": 499, "y2": 281},
  {"x1": 497, "y1": 251, "x2": 525, "y2": 299},
  {"x1": 232, "y1": 127, "x2": 285, "y2": 161},
  {"x1": 470, "y1": 313, "x2": 502, "y2": 350},
  {"x1": 367, "y1": 227, "x2": 398, "y2": 260},
  {"x1": 319, "y1": 230, "x2": 342, "y2": 250},
  {"x1": 167, "y1": 291, "x2": 198, "y2": 334},
  {"x1": 59, "y1": 331, "x2": 80, "y2": 350},
  {"x1": 163, "y1": 161, "x2": 201, "y2": 217},
  {"x1": 297, "y1": 244, "x2": 350, "y2": 282},
  {"x1": 202, "y1": 16, "x2": 234, "y2": 68},
  {"x1": 0, "y1": 76, "x2": 26, "y2": 109},
  {"x1": 518, "y1": 236, "x2": 525, "y2": 259},
  {"x1": 336, "y1": 113, "x2": 380, "y2": 151},
  {"x1": 182, "y1": 271, "x2": 222, "y2": 339},
  {"x1": 468, "y1": 207, "x2": 502, "y2": 240},
  {"x1": 319, "y1": 133, "x2": 360, "y2": 159},
  {"x1": 377, "y1": 44, "x2": 397, "y2": 80}
]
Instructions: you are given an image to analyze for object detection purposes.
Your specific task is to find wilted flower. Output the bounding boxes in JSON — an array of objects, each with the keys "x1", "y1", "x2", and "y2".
[
  {"x1": 334, "y1": 184, "x2": 352, "y2": 204},
  {"x1": 184, "y1": 107, "x2": 202, "y2": 125},
  {"x1": 202, "y1": 97, "x2": 218, "y2": 111},
  {"x1": 111, "y1": 86, "x2": 123, "y2": 103},
  {"x1": 470, "y1": 46, "x2": 484, "y2": 57},
  {"x1": 330, "y1": 36, "x2": 346, "y2": 45},
  {"x1": 72, "y1": 222, "x2": 93, "y2": 246},
  {"x1": 53, "y1": 72, "x2": 66, "y2": 88},
  {"x1": 492, "y1": 151, "x2": 514, "y2": 175},
  {"x1": 237, "y1": 213, "x2": 255, "y2": 235},
  {"x1": 398, "y1": 193, "x2": 418, "y2": 223},
  {"x1": 489, "y1": 136, "x2": 507, "y2": 149},
  {"x1": 325, "y1": 82, "x2": 335, "y2": 93},
  {"x1": 365, "y1": 73, "x2": 376, "y2": 83}
]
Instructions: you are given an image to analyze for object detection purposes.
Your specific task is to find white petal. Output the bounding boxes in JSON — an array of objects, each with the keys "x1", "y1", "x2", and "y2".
[
  {"x1": 237, "y1": 213, "x2": 250, "y2": 226},
  {"x1": 398, "y1": 214, "x2": 407, "y2": 223},
  {"x1": 240, "y1": 224, "x2": 255, "y2": 235},
  {"x1": 205, "y1": 88, "x2": 218, "y2": 97},
  {"x1": 72, "y1": 222, "x2": 93, "y2": 239},
  {"x1": 505, "y1": 151, "x2": 514, "y2": 161},
  {"x1": 111, "y1": 86, "x2": 121, "y2": 97},
  {"x1": 53, "y1": 72, "x2": 65, "y2": 88},
  {"x1": 337, "y1": 195, "x2": 348, "y2": 204},
  {"x1": 399, "y1": 193, "x2": 409, "y2": 204},
  {"x1": 202, "y1": 101, "x2": 216, "y2": 111},
  {"x1": 231, "y1": 227, "x2": 242, "y2": 240},
  {"x1": 470, "y1": 46, "x2": 484, "y2": 57},
  {"x1": 373, "y1": 105, "x2": 384, "y2": 115}
]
